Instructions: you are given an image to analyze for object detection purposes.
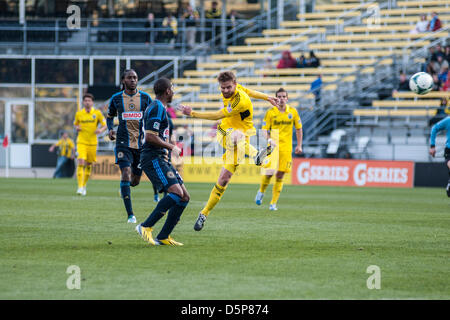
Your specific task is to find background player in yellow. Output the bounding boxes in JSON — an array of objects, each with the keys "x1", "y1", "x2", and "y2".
[
  {"x1": 179, "y1": 71, "x2": 279, "y2": 231},
  {"x1": 255, "y1": 88, "x2": 303, "y2": 211},
  {"x1": 73, "y1": 93, "x2": 107, "y2": 196},
  {"x1": 48, "y1": 130, "x2": 75, "y2": 178}
]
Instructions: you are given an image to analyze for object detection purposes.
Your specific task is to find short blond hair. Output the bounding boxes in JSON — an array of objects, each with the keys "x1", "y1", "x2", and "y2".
[{"x1": 217, "y1": 71, "x2": 236, "y2": 83}]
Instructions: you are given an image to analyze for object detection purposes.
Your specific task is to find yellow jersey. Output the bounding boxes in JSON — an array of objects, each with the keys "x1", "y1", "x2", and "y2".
[
  {"x1": 55, "y1": 137, "x2": 75, "y2": 158},
  {"x1": 262, "y1": 104, "x2": 302, "y2": 152},
  {"x1": 219, "y1": 83, "x2": 256, "y2": 136},
  {"x1": 73, "y1": 108, "x2": 106, "y2": 146}
]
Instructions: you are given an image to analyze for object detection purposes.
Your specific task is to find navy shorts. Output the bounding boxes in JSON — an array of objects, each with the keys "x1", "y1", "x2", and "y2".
[
  {"x1": 141, "y1": 155, "x2": 183, "y2": 193},
  {"x1": 115, "y1": 146, "x2": 142, "y2": 176},
  {"x1": 445, "y1": 148, "x2": 450, "y2": 163}
]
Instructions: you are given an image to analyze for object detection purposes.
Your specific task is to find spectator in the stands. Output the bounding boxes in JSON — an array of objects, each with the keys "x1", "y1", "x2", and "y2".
[
  {"x1": 145, "y1": 12, "x2": 155, "y2": 45},
  {"x1": 445, "y1": 45, "x2": 450, "y2": 64},
  {"x1": 438, "y1": 56, "x2": 449, "y2": 83},
  {"x1": 277, "y1": 50, "x2": 297, "y2": 69},
  {"x1": 297, "y1": 53, "x2": 307, "y2": 68},
  {"x1": 410, "y1": 15, "x2": 428, "y2": 34},
  {"x1": 310, "y1": 74, "x2": 322, "y2": 106},
  {"x1": 429, "y1": 98, "x2": 449, "y2": 126},
  {"x1": 431, "y1": 73, "x2": 441, "y2": 91},
  {"x1": 205, "y1": 1, "x2": 221, "y2": 46},
  {"x1": 428, "y1": 53, "x2": 446, "y2": 75},
  {"x1": 162, "y1": 11, "x2": 178, "y2": 46},
  {"x1": 393, "y1": 72, "x2": 410, "y2": 94},
  {"x1": 428, "y1": 12, "x2": 442, "y2": 32},
  {"x1": 182, "y1": 5, "x2": 199, "y2": 49},
  {"x1": 442, "y1": 71, "x2": 450, "y2": 91},
  {"x1": 307, "y1": 51, "x2": 320, "y2": 68}
]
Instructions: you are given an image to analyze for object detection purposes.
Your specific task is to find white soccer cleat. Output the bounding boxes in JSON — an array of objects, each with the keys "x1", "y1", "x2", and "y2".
[
  {"x1": 269, "y1": 204, "x2": 278, "y2": 211},
  {"x1": 81, "y1": 187, "x2": 87, "y2": 196},
  {"x1": 255, "y1": 191, "x2": 264, "y2": 205},
  {"x1": 76, "y1": 187, "x2": 83, "y2": 195},
  {"x1": 127, "y1": 215, "x2": 137, "y2": 224}
]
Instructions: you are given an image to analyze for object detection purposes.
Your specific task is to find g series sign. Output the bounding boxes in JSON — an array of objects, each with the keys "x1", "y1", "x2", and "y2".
[{"x1": 292, "y1": 159, "x2": 414, "y2": 188}]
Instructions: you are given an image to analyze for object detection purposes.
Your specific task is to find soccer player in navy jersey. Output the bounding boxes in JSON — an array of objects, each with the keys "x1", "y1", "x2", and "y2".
[
  {"x1": 106, "y1": 69, "x2": 153, "y2": 223},
  {"x1": 135, "y1": 78, "x2": 189, "y2": 246}
]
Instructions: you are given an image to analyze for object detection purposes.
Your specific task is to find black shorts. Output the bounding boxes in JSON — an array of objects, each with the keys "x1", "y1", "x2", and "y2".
[
  {"x1": 115, "y1": 146, "x2": 142, "y2": 176},
  {"x1": 445, "y1": 148, "x2": 450, "y2": 163},
  {"x1": 141, "y1": 154, "x2": 183, "y2": 193}
]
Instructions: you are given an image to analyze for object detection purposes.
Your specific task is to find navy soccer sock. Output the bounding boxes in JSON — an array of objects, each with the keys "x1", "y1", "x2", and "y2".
[
  {"x1": 157, "y1": 200, "x2": 189, "y2": 240},
  {"x1": 141, "y1": 193, "x2": 181, "y2": 228},
  {"x1": 120, "y1": 181, "x2": 133, "y2": 217}
]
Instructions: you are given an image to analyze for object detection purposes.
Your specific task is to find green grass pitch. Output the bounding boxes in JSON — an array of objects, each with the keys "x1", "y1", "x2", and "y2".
[{"x1": 0, "y1": 178, "x2": 449, "y2": 299}]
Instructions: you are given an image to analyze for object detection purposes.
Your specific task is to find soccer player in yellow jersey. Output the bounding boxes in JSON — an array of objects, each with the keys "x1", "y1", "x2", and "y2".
[
  {"x1": 49, "y1": 131, "x2": 75, "y2": 178},
  {"x1": 179, "y1": 71, "x2": 279, "y2": 231},
  {"x1": 73, "y1": 93, "x2": 107, "y2": 196},
  {"x1": 255, "y1": 88, "x2": 303, "y2": 211}
]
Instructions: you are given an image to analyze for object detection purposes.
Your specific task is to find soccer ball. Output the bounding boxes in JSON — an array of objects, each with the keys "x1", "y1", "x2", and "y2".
[{"x1": 409, "y1": 72, "x2": 433, "y2": 95}]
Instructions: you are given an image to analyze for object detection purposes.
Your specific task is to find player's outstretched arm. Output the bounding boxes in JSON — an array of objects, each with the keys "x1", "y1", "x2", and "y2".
[
  {"x1": 179, "y1": 105, "x2": 225, "y2": 120},
  {"x1": 239, "y1": 84, "x2": 279, "y2": 107}
]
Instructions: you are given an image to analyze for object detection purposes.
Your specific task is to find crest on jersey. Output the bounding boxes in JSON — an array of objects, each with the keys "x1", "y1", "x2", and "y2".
[
  {"x1": 167, "y1": 171, "x2": 175, "y2": 179},
  {"x1": 92, "y1": 114, "x2": 96, "y2": 119},
  {"x1": 288, "y1": 113, "x2": 293, "y2": 119},
  {"x1": 117, "y1": 152, "x2": 124, "y2": 158},
  {"x1": 226, "y1": 103, "x2": 232, "y2": 113},
  {"x1": 129, "y1": 104, "x2": 135, "y2": 110},
  {"x1": 153, "y1": 122, "x2": 160, "y2": 130}
]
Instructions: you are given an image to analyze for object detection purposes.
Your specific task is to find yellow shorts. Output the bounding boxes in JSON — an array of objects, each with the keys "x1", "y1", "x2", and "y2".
[
  {"x1": 77, "y1": 143, "x2": 97, "y2": 163},
  {"x1": 262, "y1": 150, "x2": 292, "y2": 173},
  {"x1": 217, "y1": 127, "x2": 252, "y2": 174}
]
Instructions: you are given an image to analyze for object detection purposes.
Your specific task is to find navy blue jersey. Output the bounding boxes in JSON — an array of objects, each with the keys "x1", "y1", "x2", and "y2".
[
  {"x1": 107, "y1": 90, "x2": 152, "y2": 149},
  {"x1": 143, "y1": 99, "x2": 171, "y2": 158}
]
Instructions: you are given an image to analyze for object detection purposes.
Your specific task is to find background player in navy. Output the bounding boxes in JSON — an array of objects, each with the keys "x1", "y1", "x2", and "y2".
[
  {"x1": 136, "y1": 78, "x2": 190, "y2": 246},
  {"x1": 106, "y1": 69, "x2": 153, "y2": 223}
]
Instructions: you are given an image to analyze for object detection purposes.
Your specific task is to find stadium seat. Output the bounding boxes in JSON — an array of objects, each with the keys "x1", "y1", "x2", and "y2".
[
  {"x1": 392, "y1": 91, "x2": 450, "y2": 99},
  {"x1": 254, "y1": 67, "x2": 374, "y2": 76},
  {"x1": 244, "y1": 36, "x2": 308, "y2": 45},
  {"x1": 262, "y1": 27, "x2": 326, "y2": 36},
  {"x1": 197, "y1": 62, "x2": 255, "y2": 69},
  {"x1": 296, "y1": 11, "x2": 360, "y2": 19},
  {"x1": 210, "y1": 53, "x2": 269, "y2": 61},
  {"x1": 326, "y1": 32, "x2": 449, "y2": 42},
  {"x1": 372, "y1": 100, "x2": 442, "y2": 108},
  {"x1": 353, "y1": 109, "x2": 437, "y2": 116},
  {"x1": 227, "y1": 44, "x2": 291, "y2": 53},
  {"x1": 321, "y1": 59, "x2": 393, "y2": 67},
  {"x1": 362, "y1": 15, "x2": 450, "y2": 24},
  {"x1": 315, "y1": 50, "x2": 409, "y2": 58},
  {"x1": 344, "y1": 25, "x2": 415, "y2": 33},
  {"x1": 309, "y1": 40, "x2": 430, "y2": 50},
  {"x1": 238, "y1": 75, "x2": 355, "y2": 83},
  {"x1": 315, "y1": 3, "x2": 373, "y2": 11},
  {"x1": 281, "y1": 20, "x2": 344, "y2": 28},
  {"x1": 396, "y1": 0, "x2": 449, "y2": 7},
  {"x1": 379, "y1": 7, "x2": 450, "y2": 16}
]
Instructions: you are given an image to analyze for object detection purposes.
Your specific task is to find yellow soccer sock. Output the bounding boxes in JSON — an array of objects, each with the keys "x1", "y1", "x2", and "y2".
[
  {"x1": 270, "y1": 178, "x2": 284, "y2": 205},
  {"x1": 260, "y1": 175, "x2": 272, "y2": 193},
  {"x1": 201, "y1": 183, "x2": 227, "y2": 217},
  {"x1": 77, "y1": 165, "x2": 85, "y2": 189},
  {"x1": 82, "y1": 165, "x2": 92, "y2": 187}
]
